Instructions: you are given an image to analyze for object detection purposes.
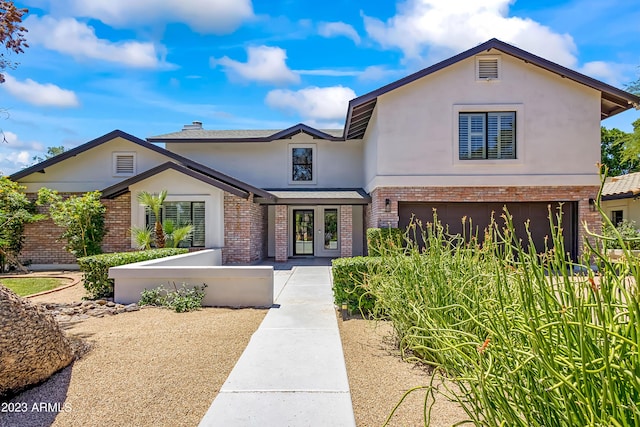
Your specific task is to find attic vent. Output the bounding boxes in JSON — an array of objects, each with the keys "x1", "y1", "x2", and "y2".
[
  {"x1": 477, "y1": 57, "x2": 499, "y2": 80},
  {"x1": 113, "y1": 152, "x2": 136, "y2": 176}
]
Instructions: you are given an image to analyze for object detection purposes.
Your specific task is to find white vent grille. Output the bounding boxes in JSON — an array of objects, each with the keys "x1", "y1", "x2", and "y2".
[
  {"x1": 113, "y1": 152, "x2": 136, "y2": 175},
  {"x1": 478, "y1": 58, "x2": 499, "y2": 80}
]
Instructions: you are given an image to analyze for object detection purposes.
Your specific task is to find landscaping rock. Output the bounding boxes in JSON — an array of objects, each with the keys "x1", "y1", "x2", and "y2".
[
  {"x1": 0, "y1": 284, "x2": 74, "y2": 398},
  {"x1": 36, "y1": 301, "x2": 139, "y2": 322}
]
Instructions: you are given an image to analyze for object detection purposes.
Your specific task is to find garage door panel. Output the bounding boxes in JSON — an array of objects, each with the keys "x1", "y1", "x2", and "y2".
[{"x1": 398, "y1": 202, "x2": 577, "y2": 259}]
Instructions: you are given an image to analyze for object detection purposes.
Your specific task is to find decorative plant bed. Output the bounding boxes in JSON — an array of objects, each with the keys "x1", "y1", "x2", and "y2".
[{"x1": 108, "y1": 249, "x2": 273, "y2": 308}]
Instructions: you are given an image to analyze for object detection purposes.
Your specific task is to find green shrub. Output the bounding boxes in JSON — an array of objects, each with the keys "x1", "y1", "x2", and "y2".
[
  {"x1": 366, "y1": 227, "x2": 405, "y2": 256},
  {"x1": 331, "y1": 256, "x2": 384, "y2": 315},
  {"x1": 366, "y1": 198, "x2": 640, "y2": 425},
  {"x1": 77, "y1": 248, "x2": 188, "y2": 299},
  {"x1": 603, "y1": 219, "x2": 640, "y2": 249},
  {"x1": 139, "y1": 282, "x2": 207, "y2": 313}
]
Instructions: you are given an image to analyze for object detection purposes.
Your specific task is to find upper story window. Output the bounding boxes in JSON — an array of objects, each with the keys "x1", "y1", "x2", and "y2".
[
  {"x1": 476, "y1": 56, "x2": 500, "y2": 81},
  {"x1": 289, "y1": 144, "x2": 316, "y2": 184},
  {"x1": 113, "y1": 152, "x2": 136, "y2": 176},
  {"x1": 459, "y1": 112, "x2": 515, "y2": 160}
]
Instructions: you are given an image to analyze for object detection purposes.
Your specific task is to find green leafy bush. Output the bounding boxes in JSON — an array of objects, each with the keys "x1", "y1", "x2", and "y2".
[
  {"x1": 77, "y1": 248, "x2": 188, "y2": 299},
  {"x1": 603, "y1": 219, "x2": 640, "y2": 249},
  {"x1": 139, "y1": 282, "x2": 207, "y2": 313},
  {"x1": 37, "y1": 189, "x2": 106, "y2": 257},
  {"x1": 331, "y1": 256, "x2": 384, "y2": 315},
  {"x1": 366, "y1": 227, "x2": 405, "y2": 256}
]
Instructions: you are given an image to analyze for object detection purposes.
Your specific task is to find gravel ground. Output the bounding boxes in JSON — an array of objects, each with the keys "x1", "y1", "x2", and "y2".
[
  {"x1": 338, "y1": 317, "x2": 468, "y2": 427},
  {"x1": 1, "y1": 282, "x2": 266, "y2": 427},
  {"x1": 3, "y1": 274, "x2": 467, "y2": 427}
]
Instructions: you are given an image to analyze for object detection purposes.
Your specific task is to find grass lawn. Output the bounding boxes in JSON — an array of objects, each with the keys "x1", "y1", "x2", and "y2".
[{"x1": 0, "y1": 277, "x2": 67, "y2": 297}]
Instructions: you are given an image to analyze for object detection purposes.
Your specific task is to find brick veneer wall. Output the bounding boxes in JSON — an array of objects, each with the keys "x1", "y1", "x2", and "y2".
[
  {"x1": 19, "y1": 192, "x2": 132, "y2": 265},
  {"x1": 340, "y1": 205, "x2": 353, "y2": 257},
  {"x1": 368, "y1": 186, "x2": 601, "y2": 255},
  {"x1": 275, "y1": 205, "x2": 288, "y2": 262},
  {"x1": 223, "y1": 193, "x2": 265, "y2": 264},
  {"x1": 102, "y1": 192, "x2": 132, "y2": 254}
]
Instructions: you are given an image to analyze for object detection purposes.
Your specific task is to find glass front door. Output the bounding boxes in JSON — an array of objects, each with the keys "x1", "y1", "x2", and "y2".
[{"x1": 293, "y1": 209, "x2": 314, "y2": 255}]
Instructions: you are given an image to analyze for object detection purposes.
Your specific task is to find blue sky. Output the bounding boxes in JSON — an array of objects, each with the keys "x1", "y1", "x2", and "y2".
[{"x1": 1, "y1": 0, "x2": 639, "y2": 175}]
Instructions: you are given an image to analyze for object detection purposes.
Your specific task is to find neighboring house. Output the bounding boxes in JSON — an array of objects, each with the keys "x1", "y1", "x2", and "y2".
[
  {"x1": 602, "y1": 172, "x2": 640, "y2": 227},
  {"x1": 11, "y1": 38, "x2": 640, "y2": 265}
]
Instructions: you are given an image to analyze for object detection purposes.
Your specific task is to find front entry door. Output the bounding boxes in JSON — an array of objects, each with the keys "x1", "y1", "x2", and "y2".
[{"x1": 293, "y1": 209, "x2": 314, "y2": 255}]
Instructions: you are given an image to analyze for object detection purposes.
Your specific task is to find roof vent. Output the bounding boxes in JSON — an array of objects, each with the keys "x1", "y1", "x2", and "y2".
[
  {"x1": 477, "y1": 57, "x2": 499, "y2": 80},
  {"x1": 183, "y1": 121, "x2": 203, "y2": 131}
]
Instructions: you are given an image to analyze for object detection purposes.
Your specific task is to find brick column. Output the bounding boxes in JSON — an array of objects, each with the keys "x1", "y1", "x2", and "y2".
[
  {"x1": 275, "y1": 205, "x2": 288, "y2": 262},
  {"x1": 340, "y1": 205, "x2": 353, "y2": 258}
]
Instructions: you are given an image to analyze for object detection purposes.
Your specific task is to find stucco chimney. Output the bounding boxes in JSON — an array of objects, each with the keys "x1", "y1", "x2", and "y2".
[{"x1": 182, "y1": 121, "x2": 203, "y2": 131}]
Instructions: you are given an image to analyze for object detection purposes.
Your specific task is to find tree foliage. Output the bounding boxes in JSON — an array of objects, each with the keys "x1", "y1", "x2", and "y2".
[
  {"x1": 0, "y1": 1, "x2": 28, "y2": 83},
  {"x1": 32, "y1": 145, "x2": 66, "y2": 164},
  {"x1": 601, "y1": 126, "x2": 639, "y2": 176},
  {"x1": 37, "y1": 188, "x2": 107, "y2": 258},
  {"x1": 0, "y1": 177, "x2": 43, "y2": 271}
]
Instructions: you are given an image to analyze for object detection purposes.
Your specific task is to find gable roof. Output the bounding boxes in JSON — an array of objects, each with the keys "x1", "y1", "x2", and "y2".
[
  {"x1": 10, "y1": 130, "x2": 168, "y2": 181},
  {"x1": 101, "y1": 162, "x2": 251, "y2": 199},
  {"x1": 602, "y1": 172, "x2": 640, "y2": 200},
  {"x1": 148, "y1": 123, "x2": 343, "y2": 143},
  {"x1": 10, "y1": 129, "x2": 275, "y2": 201},
  {"x1": 343, "y1": 38, "x2": 640, "y2": 140}
]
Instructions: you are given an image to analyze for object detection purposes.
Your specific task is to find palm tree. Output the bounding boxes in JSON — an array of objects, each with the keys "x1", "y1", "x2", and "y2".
[{"x1": 137, "y1": 190, "x2": 167, "y2": 248}]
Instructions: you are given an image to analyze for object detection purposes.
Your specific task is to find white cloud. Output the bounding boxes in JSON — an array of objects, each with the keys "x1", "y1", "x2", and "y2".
[
  {"x1": 295, "y1": 69, "x2": 361, "y2": 77},
  {"x1": 32, "y1": 0, "x2": 254, "y2": 34},
  {"x1": 318, "y1": 21, "x2": 361, "y2": 44},
  {"x1": 363, "y1": 0, "x2": 578, "y2": 67},
  {"x1": 25, "y1": 15, "x2": 166, "y2": 68},
  {"x1": 2, "y1": 74, "x2": 80, "y2": 107},
  {"x1": 0, "y1": 131, "x2": 45, "y2": 176},
  {"x1": 213, "y1": 46, "x2": 300, "y2": 85},
  {"x1": 265, "y1": 86, "x2": 356, "y2": 120},
  {"x1": 579, "y1": 61, "x2": 625, "y2": 87}
]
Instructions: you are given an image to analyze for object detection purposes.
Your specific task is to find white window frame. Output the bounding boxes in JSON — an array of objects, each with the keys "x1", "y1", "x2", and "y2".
[
  {"x1": 476, "y1": 55, "x2": 501, "y2": 82},
  {"x1": 288, "y1": 143, "x2": 317, "y2": 185},
  {"x1": 112, "y1": 151, "x2": 137, "y2": 177},
  {"x1": 453, "y1": 104, "x2": 524, "y2": 166}
]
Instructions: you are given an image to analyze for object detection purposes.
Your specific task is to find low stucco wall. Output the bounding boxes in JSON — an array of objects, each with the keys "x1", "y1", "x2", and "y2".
[{"x1": 108, "y1": 249, "x2": 273, "y2": 308}]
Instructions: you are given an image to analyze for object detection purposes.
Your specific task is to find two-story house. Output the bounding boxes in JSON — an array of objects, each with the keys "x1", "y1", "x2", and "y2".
[{"x1": 11, "y1": 39, "x2": 640, "y2": 266}]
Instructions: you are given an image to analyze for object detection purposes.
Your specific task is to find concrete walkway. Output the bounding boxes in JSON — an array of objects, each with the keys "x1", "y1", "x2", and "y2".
[{"x1": 199, "y1": 265, "x2": 356, "y2": 426}]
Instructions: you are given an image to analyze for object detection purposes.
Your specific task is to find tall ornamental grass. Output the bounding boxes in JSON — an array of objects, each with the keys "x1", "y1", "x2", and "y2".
[{"x1": 364, "y1": 177, "x2": 640, "y2": 426}]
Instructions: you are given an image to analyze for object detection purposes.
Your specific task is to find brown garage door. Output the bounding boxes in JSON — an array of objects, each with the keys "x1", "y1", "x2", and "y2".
[{"x1": 398, "y1": 202, "x2": 578, "y2": 259}]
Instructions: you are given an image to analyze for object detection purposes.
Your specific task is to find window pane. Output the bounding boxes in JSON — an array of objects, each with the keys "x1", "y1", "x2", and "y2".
[
  {"x1": 459, "y1": 113, "x2": 486, "y2": 159},
  {"x1": 460, "y1": 112, "x2": 515, "y2": 160},
  {"x1": 324, "y1": 209, "x2": 338, "y2": 250},
  {"x1": 292, "y1": 148, "x2": 313, "y2": 181},
  {"x1": 192, "y1": 202, "x2": 206, "y2": 247}
]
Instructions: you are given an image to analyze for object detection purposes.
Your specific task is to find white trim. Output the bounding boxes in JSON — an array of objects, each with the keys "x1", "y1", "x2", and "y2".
[
  {"x1": 288, "y1": 143, "x2": 317, "y2": 185},
  {"x1": 452, "y1": 104, "x2": 525, "y2": 166},
  {"x1": 112, "y1": 151, "x2": 136, "y2": 176}
]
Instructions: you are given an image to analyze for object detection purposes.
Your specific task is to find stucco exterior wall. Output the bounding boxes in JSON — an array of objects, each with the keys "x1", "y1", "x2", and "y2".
[
  {"x1": 166, "y1": 132, "x2": 363, "y2": 189},
  {"x1": 365, "y1": 50, "x2": 601, "y2": 192},
  {"x1": 19, "y1": 137, "x2": 171, "y2": 193},
  {"x1": 602, "y1": 198, "x2": 640, "y2": 226},
  {"x1": 128, "y1": 169, "x2": 225, "y2": 249}
]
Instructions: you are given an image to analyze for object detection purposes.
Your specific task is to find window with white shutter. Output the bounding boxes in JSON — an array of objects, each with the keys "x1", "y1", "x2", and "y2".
[
  {"x1": 113, "y1": 152, "x2": 136, "y2": 176},
  {"x1": 459, "y1": 112, "x2": 515, "y2": 160},
  {"x1": 145, "y1": 201, "x2": 205, "y2": 248},
  {"x1": 476, "y1": 56, "x2": 500, "y2": 80}
]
